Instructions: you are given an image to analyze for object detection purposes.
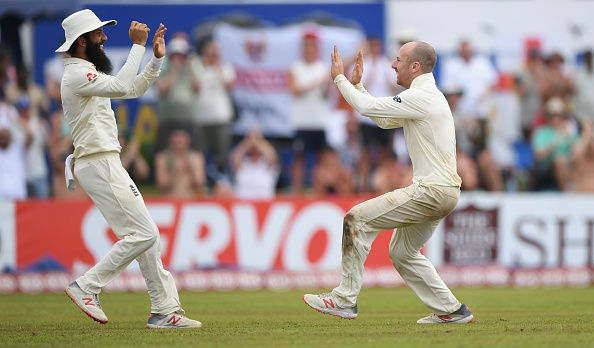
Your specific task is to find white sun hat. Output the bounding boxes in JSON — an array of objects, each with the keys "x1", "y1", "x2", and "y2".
[{"x1": 56, "y1": 9, "x2": 117, "y2": 53}]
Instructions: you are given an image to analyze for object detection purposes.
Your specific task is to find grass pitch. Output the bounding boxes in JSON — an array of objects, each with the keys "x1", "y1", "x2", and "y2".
[{"x1": 1, "y1": 286, "x2": 593, "y2": 347}]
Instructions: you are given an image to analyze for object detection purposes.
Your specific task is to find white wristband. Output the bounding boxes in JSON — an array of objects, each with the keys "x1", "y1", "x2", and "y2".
[{"x1": 148, "y1": 55, "x2": 164, "y2": 70}]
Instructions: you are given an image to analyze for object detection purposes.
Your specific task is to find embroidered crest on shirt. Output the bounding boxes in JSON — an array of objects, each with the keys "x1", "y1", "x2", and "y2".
[
  {"x1": 393, "y1": 96, "x2": 402, "y2": 103},
  {"x1": 86, "y1": 73, "x2": 98, "y2": 82}
]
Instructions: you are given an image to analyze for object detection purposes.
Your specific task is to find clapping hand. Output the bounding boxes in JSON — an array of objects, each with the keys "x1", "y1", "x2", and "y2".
[
  {"x1": 350, "y1": 50, "x2": 364, "y2": 85},
  {"x1": 152, "y1": 23, "x2": 167, "y2": 59}
]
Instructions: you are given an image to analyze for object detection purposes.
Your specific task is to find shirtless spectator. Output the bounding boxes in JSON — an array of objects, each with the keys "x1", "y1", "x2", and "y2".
[
  {"x1": 571, "y1": 120, "x2": 594, "y2": 192},
  {"x1": 539, "y1": 52, "x2": 574, "y2": 106},
  {"x1": 154, "y1": 129, "x2": 206, "y2": 197},
  {"x1": 312, "y1": 146, "x2": 354, "y2": 195},
  {"x1": 371, "y1": 153, "x2": 413, "y2": 194}
]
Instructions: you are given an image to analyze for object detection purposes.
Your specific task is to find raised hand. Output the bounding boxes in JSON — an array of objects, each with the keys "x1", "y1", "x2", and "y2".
[
  {"x1": 330, "y1": 45, "x2": 345, "y2": 80},
  {"x1": 350, "y1": 50, "x2": 364, "y2": 85},
  {"x1": 152, "y1": 23, "x2": 167, "y2": 59},
  {"x1": 129, "y1": 21, "x2": 150, "y2": 46}
]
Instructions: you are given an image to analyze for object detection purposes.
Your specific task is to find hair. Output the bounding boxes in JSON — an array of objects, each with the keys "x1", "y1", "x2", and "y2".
[
  {"x1": 67, "y1": 32, "x2": 90, "y2": 56},
  {"x1": 408, "y1": 41, "x2": 437, "y2": 73}
]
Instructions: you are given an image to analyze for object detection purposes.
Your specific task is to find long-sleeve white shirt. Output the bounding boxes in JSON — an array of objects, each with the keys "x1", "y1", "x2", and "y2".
[
  {"x1": 335, "y1": 73, "x2": 462, "y2": 187},
  {"x1": 61, "y1": 44, "x2": 161, "y2": 158}
]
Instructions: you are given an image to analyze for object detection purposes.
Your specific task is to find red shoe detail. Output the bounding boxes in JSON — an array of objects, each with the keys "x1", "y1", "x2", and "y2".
[
  {"x1": 323, "y1": 299, "x2": 335, "y2": 308},
  {"x1": 83, "y1": 298, "x2": 95, "y2": 306},
  {"x1": 168, "y1": 316, "x2": 181, "y2": 325}
]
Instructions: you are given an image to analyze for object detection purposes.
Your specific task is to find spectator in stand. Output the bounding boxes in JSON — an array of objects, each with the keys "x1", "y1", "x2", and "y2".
[
  {"x1": 15, "y1": 96, "x2": 51, "y2": 198},
  {"x1": 574, "y1": 50, "x2": 594, "y2": 125},
  {"x1": 154, "y1": 129, "x2": 206, "y2": 198},
  {"x1": 336, "y1": 114, "x2": 362, "y2": 188},
  {"x1": 44, "y1": 49, "x2": 68, "y2": 110},
  {"x1": 0, "y1": 45, "x2": 16, "y2": 88},
  {"x1": 0, "y1": 93, "x2": 31, "y2": 200},
  {"x1": 230, "y1": 127, "x2": 279, "y2": 200},
  {"x1": 288, "y1": 32, "x2": 330, "y2": 193},
  {"x1": 515, "y1": 48, "x2": 545, "y2": 140},
  {"x1": 539, "y1": 51, "x2": 574, "y2": 108},
  {"x1": 442, "y1": 81, "x2": 495, "y2": 191},
  {"x1": 5, "y1": 64, "x2": 50, "y2": 121},
  {"x1": 195, "y1": 39, "x2": 236, "y2": 181},
  {"x1": 118, "y1": 127, "x2": 150, "y2": 183},
  {"x1": 6, "y1": 65, "x2": 51, "y2": 196},
  {"x1": 485, "y1": 75, "x2": 522, "y2": 191},
  {"x1": 311, "y1": 146, "x2": 354, "y2": 195},
  {"x1": 441, "y1": 39, "x2": 498, "y2": 153},
  {"x1": 352, "y1": 36, "x2": 401, "y2": 192},
  {"x1": 571, "y1": 120, "x2": 594, "y2": 192},
  {"x1": 371, "y1": 152, "x2": 413, "y2": 194},
  {"x1": 155, "y1": 34, "x2": 200, "y2": 152},
  {"x1": 531, "y1": 97, "x2": 579, "y2": 191}
]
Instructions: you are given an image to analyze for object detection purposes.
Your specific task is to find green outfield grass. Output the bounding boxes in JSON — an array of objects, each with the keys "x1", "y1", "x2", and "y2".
[{"x1": 1, "y1": 286, "x2": 593, "y2": 347}]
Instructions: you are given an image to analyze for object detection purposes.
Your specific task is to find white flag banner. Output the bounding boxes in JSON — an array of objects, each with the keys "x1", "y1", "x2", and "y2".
[{"x1": 214, "y1": 23, "x2": 365, "y2": 138}]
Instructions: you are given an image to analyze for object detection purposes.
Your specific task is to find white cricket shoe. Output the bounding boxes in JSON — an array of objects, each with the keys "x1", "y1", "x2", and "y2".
[
  {"x1": 417, "y1": 303, "x2": 474, "y2": 324},
  {"x1": 146, "y1": 311, "x2": 202, "y2": 329},
  {"x1": 64, "y1": 281, "x2": 108, "y2": 324},
  {"x1": 302, "y1": 293, "x2": 358, "y2": 319}
]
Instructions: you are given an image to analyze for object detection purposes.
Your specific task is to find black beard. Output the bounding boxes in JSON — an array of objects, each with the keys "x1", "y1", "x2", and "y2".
[{"x1": 86, "y1": 40, "x2": 113, "y2": 74}]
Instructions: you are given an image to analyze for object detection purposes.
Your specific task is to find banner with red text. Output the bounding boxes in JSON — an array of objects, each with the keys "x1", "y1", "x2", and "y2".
[
  {"x1": 12, "y1": 197, "x2": 398, "y2": 275},
  {"x1": 2, "y1": 194, "x2": 594, "y2": 293}
]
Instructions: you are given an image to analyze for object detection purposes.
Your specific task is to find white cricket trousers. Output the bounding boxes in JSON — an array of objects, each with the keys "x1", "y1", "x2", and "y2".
[
  {"x1": 332, "y1": 181, "x2": 461, "y2": 316},
  {"x1": 73, "y1": 151, "x2": 182, "y2": 315}
]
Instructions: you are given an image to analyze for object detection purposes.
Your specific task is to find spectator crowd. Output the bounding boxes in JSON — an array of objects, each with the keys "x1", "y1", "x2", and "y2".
[{"x1": 1, "y1": 30, "x2": 594, "y2": 201}]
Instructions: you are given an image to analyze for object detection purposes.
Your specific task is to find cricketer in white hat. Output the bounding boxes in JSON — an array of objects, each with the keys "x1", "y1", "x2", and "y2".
[
  {"x1": 55, "y1": 9, "x2": 119, "y2": 74},
  {"x1": 56, "y1": 9, "x2": 117, "y2": 53},
  {"x1": 58, "y1": 10, "x2": 203, "y2": 329}
]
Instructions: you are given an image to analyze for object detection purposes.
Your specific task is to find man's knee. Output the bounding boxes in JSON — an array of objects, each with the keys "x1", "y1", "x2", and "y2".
[
  {"x1": 388, "y1": 244, "x2": 410, "y2": 270},
  {"x1": 133, "y1": 225, "x2": 160, "y2": 250},
  {"x1": 342, "y1": 210, "x2": 360, "y2": 254}
]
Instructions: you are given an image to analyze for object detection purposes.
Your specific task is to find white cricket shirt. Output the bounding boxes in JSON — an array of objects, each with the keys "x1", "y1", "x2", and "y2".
[
  {"x1": 335, "y1": 73, "x2": 462, "y2": 187},
  {"x1": 61, "y1": 44, "x2": 160, "y2": 158}
]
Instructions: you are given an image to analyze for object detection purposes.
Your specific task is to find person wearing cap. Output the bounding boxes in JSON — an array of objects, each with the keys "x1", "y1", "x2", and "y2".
[
  {"x1": 57, "y1": 9, "x2": 201, "y2": 329},
  {"x1": 155, "y1": 33, "x2": 201, "y2": 153},
  {"x1": 0, "y1": 90, "x2": 32, "y2": 200},
  {"x1": 531, "y1": 97, "x2": 578, "y2": 191},
  {"x1": 288, "y1": 32, "x2": 331, "y2": 194}
]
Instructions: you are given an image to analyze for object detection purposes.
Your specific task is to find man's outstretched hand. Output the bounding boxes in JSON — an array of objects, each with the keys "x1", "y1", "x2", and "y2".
[
  {"x1": 152, "y1": 23, "x2": 167, "y2": 59},
  {"x1": 330, "y1": 45, "x2": 345, "y2": 80}
]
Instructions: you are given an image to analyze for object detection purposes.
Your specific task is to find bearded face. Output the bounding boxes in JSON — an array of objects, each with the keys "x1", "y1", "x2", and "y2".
[{"x1": 85, "y1": 37, "x2": 113, "y2": 74}]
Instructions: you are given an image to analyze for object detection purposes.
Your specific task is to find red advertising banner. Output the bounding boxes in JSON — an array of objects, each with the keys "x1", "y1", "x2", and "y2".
[{"x1": 15, "y1": 197, "x2": 396, "y2": 274}]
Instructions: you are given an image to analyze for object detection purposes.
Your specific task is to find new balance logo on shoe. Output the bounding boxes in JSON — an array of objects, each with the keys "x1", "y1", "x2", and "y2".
[
  {"x1": 64, "y1": 282, "x2": 108, "y2": 324},
  {"x1": 168, "y1": 316, "x2": 181, "y2": 325},
  {"x1": 302, "y1": 293, "x2": 358, "y2": 319},
  {"x1": 417, "y1": 303, "x2": 474, "y2": 324},
  {"x1": 146, "y1": 312, "x2": 202, "y2": 329}
]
